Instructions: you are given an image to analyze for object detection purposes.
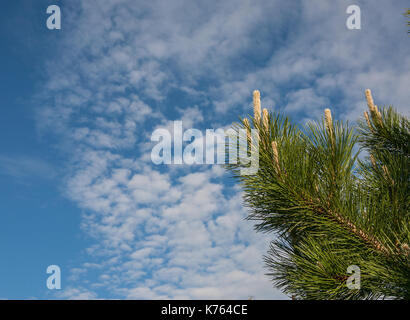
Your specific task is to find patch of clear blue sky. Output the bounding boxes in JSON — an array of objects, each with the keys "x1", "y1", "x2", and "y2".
[{"x1": 0, "y1": 1, "x2": 88, "y2": 299}]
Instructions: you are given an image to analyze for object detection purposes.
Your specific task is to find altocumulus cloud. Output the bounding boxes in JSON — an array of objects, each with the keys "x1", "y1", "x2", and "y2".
[{"x1": 38, "y1": 0, "x2": 409, "y2": 299}]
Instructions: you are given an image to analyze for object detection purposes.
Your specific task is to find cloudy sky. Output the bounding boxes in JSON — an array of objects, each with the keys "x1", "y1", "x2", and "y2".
[{"x1": 0, "y1": 0, "x2": 408, "y2": 299}]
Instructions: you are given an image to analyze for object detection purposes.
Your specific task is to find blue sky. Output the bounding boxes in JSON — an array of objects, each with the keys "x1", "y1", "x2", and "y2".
[{"x1": 0, "y1": 0, "x2": 409, "y2": 299}]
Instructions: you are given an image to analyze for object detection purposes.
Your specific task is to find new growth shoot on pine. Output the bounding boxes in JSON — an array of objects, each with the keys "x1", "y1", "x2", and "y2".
[{"x1": 253, "y1": 90, "x2": 261, "y2": 124}]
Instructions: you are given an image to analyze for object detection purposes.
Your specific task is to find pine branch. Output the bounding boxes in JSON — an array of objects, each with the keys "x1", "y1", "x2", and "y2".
[{"x1": 225, "y1": 89, "x2": 410, "y2": 299}]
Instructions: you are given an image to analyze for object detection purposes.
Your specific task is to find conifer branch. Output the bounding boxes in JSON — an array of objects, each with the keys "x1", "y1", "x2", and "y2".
[{"x1": 226, "y1": 89, "x2": 410, "y2": 299}]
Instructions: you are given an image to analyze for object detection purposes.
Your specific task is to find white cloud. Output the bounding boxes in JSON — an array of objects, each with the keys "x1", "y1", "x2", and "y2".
[{"x1": 56, "y1": 287, "x2": 98, "y2": 300}]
